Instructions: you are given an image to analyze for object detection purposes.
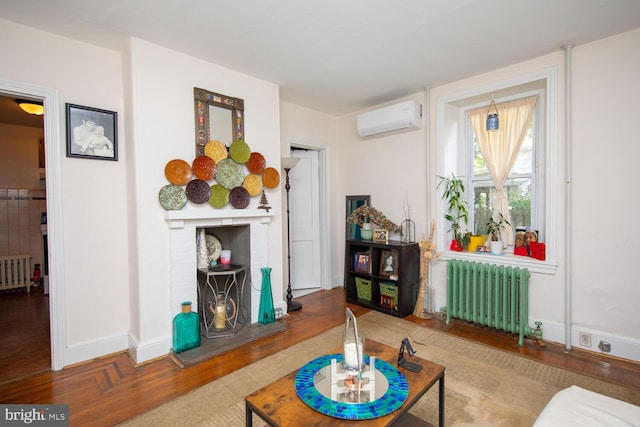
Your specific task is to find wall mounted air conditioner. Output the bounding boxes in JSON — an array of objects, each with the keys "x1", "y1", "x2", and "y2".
[{"x1": 357, "y1": 100, "x2": 423, "y2": 138}]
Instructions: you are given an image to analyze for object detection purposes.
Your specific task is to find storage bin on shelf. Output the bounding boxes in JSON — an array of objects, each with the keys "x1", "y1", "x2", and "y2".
[
  {"x1": 355, "y1": 277, "x2": 372, "y2": 302},
  {"x1": 379, "y1": 282, "x2": 398, "y2": 310}
]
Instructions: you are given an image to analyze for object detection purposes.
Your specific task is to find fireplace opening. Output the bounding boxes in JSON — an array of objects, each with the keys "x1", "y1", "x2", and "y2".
[{"x1": 196, "y1": 225, "x2": 251, "y2": 340}]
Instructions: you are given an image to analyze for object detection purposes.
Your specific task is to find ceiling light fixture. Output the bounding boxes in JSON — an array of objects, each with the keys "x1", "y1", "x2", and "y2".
[
  {"x1": 486, "y1": 99, "x2": 499, "y2": 131},
  {"x1": 16, "y1": 99, "x2": 44, "y2": 116}
]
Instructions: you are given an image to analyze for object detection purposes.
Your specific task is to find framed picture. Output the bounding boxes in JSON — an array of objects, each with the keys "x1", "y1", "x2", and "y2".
[
  {"x1": 373, "y1": 228, "x2": 388, "y2": 243},
  {"x1": 66, "y1": 103, "x2": 118, "y2": 161},
  {"x1": 379, "y1": 250, "x2": 399, "y2": 278},
  {"x1": 354, "y1": 251, "x2": 372, "y2": 274}
]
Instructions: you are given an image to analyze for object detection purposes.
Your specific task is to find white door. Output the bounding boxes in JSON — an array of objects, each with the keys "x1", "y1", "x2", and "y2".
[{"x1": 289, "y1": 149, "x2": 321, "y2": 296}]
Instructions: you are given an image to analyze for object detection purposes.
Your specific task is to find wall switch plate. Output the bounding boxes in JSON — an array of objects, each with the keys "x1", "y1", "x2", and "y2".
[{"x1": 579, "y1": 331, "x2": 591, "y2": 347}]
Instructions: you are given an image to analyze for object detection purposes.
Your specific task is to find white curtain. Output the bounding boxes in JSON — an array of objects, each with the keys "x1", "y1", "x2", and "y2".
[{"x1": 468, "y1": 96, "x2": 537, "y2": 246}]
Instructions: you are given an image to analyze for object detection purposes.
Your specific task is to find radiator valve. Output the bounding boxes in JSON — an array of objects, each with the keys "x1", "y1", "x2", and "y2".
[{"x1": 528, "y1": 321, "x2": 546, "y2": 347}]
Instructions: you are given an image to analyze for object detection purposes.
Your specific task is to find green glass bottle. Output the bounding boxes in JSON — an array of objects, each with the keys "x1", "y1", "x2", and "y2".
[{"x1": 172, "y1": 301, "x2": 200, "y2": 353}]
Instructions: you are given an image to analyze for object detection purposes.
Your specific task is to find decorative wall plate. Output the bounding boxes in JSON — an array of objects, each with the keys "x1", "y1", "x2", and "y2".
[
  {"x1": 208, "y1": 184, "x2": 230, "y2": 208},
  {"x1": 204, "y1": 140, "x2": 228, "y2": 163},
  {"x1": 216, "y1": 158, "x2": 245, "y2": 190},
  {"x1": 262, "y1": 167, "x2": 280, "y2": 189},
  {"x1": 246, "y1": 152, "x2": 266, "y2": 174},
  {"x1": 229, "y1": 186, "x2": 250, "y2": 209},
  {"x1": 159, "y1": 184, "x2": 187, "y2": 210},
  {"x1": 192, "y1": 155, "x2": 217, "y2": 181},
  {"x1": 229, "y1": 140, "x2": 251, "y2": 164},
  {"x1": 185, "y1": 179, "x2": 211, "y2": 204},
  {"x1": 243, "y1": 174, "x2": 263, "y2": 196},
  {"x1": 164, "y1": 159, "x2": 192, "y2": 185},
  {"x1": 205, "y1": 234, "x2": 222, "y2": 261}
]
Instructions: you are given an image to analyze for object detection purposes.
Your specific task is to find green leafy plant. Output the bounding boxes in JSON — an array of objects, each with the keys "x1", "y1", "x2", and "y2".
[
  {"x1": 346, "y1": 205, "x2": 402, "y2": 234},
  {"x1": 486, "y1": 213, "x2": 511, "y2": 241},
  {"x1": 437, "y1": 174, "x2": 469, "y2": 243}
]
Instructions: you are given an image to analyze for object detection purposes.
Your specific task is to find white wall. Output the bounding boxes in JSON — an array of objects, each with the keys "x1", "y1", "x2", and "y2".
[
  {"x1": 336, "y1": 92, "x2": 430, "y2": 273},
  {"x1": 125, "y1": 39, "x2": 285, "y2": 362},
  {"x1": 0, "y1": 20, "x2": 285, "y2": 366},
  {"x1": 2, "y1": 17, "x2": 638, "y2": 366},
  {"x1": 279, "y1": 101, "x2": 339, "y2": 285},
  {"x1": 330, "y1": 29, "x2": 640, "y2": 361},
  {"x1": 0, "y1": 19, "x2": 130, "y2": 365}
]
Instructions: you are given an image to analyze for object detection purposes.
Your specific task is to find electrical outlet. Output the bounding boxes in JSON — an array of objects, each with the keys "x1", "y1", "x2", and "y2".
[{"x1": 579, "y1": 331, "x2": 591, "y2": 347}]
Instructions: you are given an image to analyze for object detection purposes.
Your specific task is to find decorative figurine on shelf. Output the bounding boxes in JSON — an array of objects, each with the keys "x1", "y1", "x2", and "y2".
[
  {"x1": 257, "y1": 190, "x2": 271, "y2": 212},
  {"x1": 514, "y1": 231, "x2": 527, "y2": 256}
]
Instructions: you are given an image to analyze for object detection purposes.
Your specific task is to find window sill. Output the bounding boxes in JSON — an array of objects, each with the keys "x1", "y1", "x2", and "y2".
[{"x1": 439, "y1": 250, "x2": 558, "y2": 275}]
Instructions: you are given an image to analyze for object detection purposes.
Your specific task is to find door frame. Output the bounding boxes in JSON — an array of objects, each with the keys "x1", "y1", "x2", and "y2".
[
  {"x1": 0, "y1": 78, "x2": 66, "y2": 370},
  {"x1": 287, "y1": 139, "x2": 332, "y2": 291}
]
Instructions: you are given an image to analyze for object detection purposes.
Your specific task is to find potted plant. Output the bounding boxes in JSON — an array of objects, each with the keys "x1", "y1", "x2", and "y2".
[
  {"x1": 486, "y1": 213, "x2": 511, "y2": 255},
  {"x1": 346, "y1": 205, "x2": 401, "y2": 240},
  {"x1": 437, "y1": 174, "x2": 469, "y2": 251}
]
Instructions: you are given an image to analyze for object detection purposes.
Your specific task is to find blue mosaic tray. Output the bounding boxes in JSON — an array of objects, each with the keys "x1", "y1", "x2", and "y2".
[{"x1": 294, "y1": 353, "x2": 409, "y2": 420}]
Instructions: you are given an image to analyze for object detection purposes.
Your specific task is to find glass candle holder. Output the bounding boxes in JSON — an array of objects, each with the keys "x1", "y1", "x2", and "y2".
[{"x1": 343, "y1": 330, "x2": 365, "y2": 370}]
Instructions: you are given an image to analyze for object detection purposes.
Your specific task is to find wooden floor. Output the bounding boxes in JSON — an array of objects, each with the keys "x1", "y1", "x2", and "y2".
[{"x1": 1, "y1": 286, "x2": 638, "y2": 427}]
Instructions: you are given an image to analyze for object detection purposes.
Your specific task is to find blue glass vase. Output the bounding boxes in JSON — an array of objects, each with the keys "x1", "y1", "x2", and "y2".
[
  {"x1": 258, "y1": 267, "x2": 276, "y2": 325},
  {"x1": 172, "y1": 301, "x2": 200, "y2": 353}
]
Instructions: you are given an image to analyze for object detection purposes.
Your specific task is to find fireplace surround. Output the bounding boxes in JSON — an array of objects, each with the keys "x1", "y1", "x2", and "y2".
[{"x1": 164, "y1": 208, "x2": 276, "y2": 325}]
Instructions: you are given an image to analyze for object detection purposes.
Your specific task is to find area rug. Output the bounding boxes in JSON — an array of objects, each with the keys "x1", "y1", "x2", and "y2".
[{"x1": 120, "y1": 311, "x2": 640, "y2": 426}]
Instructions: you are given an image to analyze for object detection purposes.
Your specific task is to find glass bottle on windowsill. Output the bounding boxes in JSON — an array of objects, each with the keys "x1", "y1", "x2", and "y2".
[{"x1": 172, "y1": 301, "x2": 201, "y2": 353}]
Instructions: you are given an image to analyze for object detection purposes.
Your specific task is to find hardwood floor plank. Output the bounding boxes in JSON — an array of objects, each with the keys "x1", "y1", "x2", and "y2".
[{"x1": 0, "y1": 287, "x2": 638, "y2": 427}]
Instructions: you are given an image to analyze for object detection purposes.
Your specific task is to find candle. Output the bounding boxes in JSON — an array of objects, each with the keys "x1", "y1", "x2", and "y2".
[{"x1": 343, "y1": 340, "x2": 363, "y2": 368}]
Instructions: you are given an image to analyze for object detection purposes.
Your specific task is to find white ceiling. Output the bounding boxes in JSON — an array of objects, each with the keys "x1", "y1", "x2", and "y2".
[{"x1": 1, "y1": 0, "x2": 640, "y2": 116}]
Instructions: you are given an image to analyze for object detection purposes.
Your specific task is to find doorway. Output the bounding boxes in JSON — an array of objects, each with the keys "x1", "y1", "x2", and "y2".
[
  {"x1": 0, "y1": 78, "x2": 65, "y2": 372},
  {"x1": 287, "y1": 141, "x2": 332, "y2": 298}
]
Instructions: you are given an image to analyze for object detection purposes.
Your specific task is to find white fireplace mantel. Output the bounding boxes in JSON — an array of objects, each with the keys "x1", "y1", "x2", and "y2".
[
  {"x1": 164, "y1": 207, "x2": 278, "y2": 325},
  {"x1": 164, "y1": 208, "x2": 274, "y2": 228}
]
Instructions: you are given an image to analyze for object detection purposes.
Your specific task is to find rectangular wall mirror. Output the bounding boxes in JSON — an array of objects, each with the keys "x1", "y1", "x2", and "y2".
[{"x1": 194, "y1": 87, "x2": 244, "y2": 156}]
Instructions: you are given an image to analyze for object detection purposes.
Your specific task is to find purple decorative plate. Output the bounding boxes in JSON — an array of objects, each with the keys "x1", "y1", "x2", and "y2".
[
  {"x1": 186, "y1": 179, "x2": 211, "y2": 204},
  {"x1": 229, "y1": 186, "x2": 250, "y2": 209}
]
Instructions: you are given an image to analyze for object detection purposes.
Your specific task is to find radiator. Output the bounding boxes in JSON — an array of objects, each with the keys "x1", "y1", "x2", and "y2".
[
  {"x1": 0, "y1": 254, "x2": 32, "y2": 292},
  {"x1": 446, "y1": 260, "x2": 530, "y2": 345}
]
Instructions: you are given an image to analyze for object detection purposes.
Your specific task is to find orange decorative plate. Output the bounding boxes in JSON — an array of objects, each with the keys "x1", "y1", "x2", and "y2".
[
  {"x1": 164, "y1": 159, "x2": 192, "y2": 185},
  {"x1": 262, "y1": 167, "x2": 280, "y2": 189},
  {"x1": 192, "y1": 155, "x2": 217, "y2": 181},
  {"x1": 204, "y1": 140, "x2": 228, "y2": 163},
  {"x1": 246, "y1": 152, "x2": 266, "y2": 174},
  {"x1": 243, "y1": 174, "x2": 263, "y2": 197}
]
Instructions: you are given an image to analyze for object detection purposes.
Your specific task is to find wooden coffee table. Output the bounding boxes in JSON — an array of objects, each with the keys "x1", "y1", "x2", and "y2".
[{"x1": 245, "y1": 339, "x2": 445, "y2": 426}]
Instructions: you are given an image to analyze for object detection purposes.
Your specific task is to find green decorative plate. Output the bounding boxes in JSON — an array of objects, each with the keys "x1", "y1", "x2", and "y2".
[
  {"x1": 229, "y1": 140, "x2": 251, "y2": 164},
  {"x1": 216, "y1": 158, "x2": 245, "y2": 190},
  {"x1": 159, "y1": 184, "x2": 187, "y2": 210},
  {"x1": 208, "y1": 184, "x2": 230, "y2": 208}
]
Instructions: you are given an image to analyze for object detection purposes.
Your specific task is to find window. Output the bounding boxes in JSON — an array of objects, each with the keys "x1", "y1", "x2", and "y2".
[
  {"x1": 466, "y1": 98, "x2": 538, "y2": 240},
  {"x1": 436, "y1": 69, "x2": 557, "y2": 274}
]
